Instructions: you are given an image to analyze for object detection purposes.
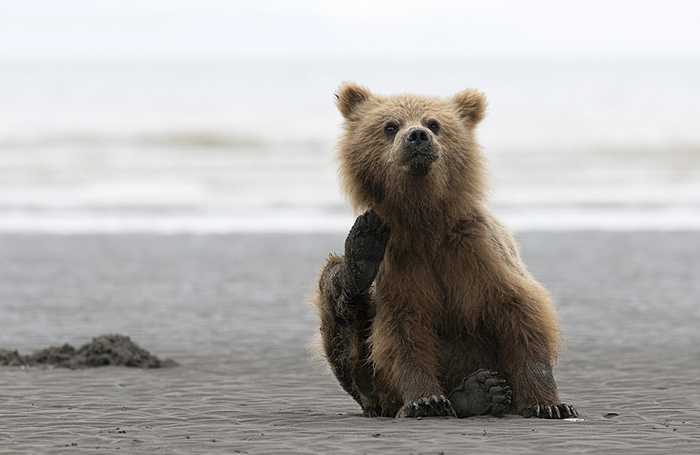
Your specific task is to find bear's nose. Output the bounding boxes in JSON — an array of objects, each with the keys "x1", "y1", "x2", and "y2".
[{"x1": 404, "y1": 127, "x2": 432, "y2": 150}]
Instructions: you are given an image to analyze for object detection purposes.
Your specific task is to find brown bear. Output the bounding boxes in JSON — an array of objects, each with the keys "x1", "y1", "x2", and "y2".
[{"x1": 313, "y1": 82, "x2": 577, "y2": 419}]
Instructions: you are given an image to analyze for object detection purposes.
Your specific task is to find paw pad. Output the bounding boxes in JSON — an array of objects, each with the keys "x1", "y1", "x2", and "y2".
[{"x1": 448, "y1": 369, "x2": 512, "y2": 418}]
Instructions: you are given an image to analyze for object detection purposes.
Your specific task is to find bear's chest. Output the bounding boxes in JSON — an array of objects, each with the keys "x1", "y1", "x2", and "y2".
[{"x1": 376, "y1": 240, "x2": 486, "y2": 303}]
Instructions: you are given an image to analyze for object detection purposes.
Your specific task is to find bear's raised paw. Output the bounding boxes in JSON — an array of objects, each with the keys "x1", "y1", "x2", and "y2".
[{"x1": 344, "y1": 210, "x2": 389, "y2": 297}]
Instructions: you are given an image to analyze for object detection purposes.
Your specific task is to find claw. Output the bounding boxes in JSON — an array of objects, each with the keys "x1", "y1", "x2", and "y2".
[
  {"x1": 553, "y1": 406, "x2": 561, "y2": 419},
  {"x1": 545, "y1": 406, "x2": 553, "y2": 418},
  {"x1": 533, "y1": 404, "x2": 540, "y2": 417}
]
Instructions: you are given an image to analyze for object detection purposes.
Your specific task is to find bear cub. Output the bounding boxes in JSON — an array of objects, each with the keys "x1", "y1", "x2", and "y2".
[{"x1": 314, "y1": 82, "x2": 577, "y2": 419}]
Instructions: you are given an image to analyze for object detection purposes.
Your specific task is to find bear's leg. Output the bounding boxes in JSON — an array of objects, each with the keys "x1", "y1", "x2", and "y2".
[
  {"x1": 493, "y1": 298, "x2": 578, "y2": 419},
  {"x1": 315, "y1": 211, "x2": 390, "y2": 416},
  {"x1": 317, "y1": 255, "x2": 380, "y2": 415},
  {"x1": 447, "y1": 369, "x2": 512, "y2": 418},
  {"x1": 386, "y1": 347, "x2": 457, "y2": 418},
  {"x1": 370, "y1": 308, "x2": 456, "y2": 418}
]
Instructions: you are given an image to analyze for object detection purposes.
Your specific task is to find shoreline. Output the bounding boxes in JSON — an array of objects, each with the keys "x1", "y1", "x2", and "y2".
[{"x1": 1, "y1": 210, "x2": 700, "y2": 234}]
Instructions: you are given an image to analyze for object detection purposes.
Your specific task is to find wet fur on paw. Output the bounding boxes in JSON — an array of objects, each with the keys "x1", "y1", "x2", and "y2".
[
  {"x1": 395, "y1": 395, "x2": 456, "y2": 418},
  {"x1": 524, "y1": 403, "x2": 578, "y2": 419},
  {"x1": 344, "y1": 210, "x2": 389, "y2": 296},
  {"x1": 448, "y1": 369, "x2": 512, "y2": 418}
]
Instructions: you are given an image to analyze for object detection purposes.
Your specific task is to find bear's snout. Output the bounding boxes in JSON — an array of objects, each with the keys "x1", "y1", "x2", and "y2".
[
  {"x1": 403, "y1": 127, "x2": 433, "y2": 151},
  {"x1": 401, "y1": 127, "x2": 438, "y2": 178}
]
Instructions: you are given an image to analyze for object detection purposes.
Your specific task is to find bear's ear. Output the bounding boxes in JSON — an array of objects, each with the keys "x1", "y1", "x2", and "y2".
[
  {"x1": 336, "y1": 82, "x2": 372, "y2": 119},
  {"x1": 451, "y1": 88, "x2": 487, "y2": 125}
]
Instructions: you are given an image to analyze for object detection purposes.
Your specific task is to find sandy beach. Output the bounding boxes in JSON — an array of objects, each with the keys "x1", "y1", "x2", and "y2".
[{"x1": 1, "y1": 232, "x2": 699, "y2": 454}]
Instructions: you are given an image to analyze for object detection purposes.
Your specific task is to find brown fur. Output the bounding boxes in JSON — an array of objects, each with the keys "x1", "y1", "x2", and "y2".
[{"x1": 314, "y1": 82, "x2": 565, "y2": 417}]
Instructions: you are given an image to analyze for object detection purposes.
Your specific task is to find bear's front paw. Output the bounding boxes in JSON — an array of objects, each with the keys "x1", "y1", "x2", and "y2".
[
  {"x1": 524, "y1": 403, "x2": 578, "y2": 419},
  {"x1": 395, "y1": 395, "x2": 456, "y2": 418},
  {"x1": 344, "y1": 210, "x2": 389, "y2": 297}
]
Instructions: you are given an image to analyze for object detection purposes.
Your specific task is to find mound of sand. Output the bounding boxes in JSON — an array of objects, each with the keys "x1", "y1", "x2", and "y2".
[{"x1": 0, "y1": 334, "x2": 177, "y2": 369}]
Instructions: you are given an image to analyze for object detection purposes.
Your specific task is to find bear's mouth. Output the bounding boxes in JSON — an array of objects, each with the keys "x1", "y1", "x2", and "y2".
[
  {"x1": 403, "y1": 153, "x2": 438, "y2": 178},
  {"x1": 398, "y1": 126, "x2": 439, "y2": 178}
]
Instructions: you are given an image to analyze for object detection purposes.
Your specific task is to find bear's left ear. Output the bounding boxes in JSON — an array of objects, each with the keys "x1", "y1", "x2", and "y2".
[
  {"x1": 451, "y1": 88, "x2": 487, "y2": 125},
  {"x1": 336, "y1": 82, "x2": 372, "y2": 119}
]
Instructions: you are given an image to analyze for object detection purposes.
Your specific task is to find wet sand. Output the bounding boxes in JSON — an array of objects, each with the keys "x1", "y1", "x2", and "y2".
[
  {"x1": 1, "y1": 232, "x2": 699, "y2": 453},
  {"x1": 0, "y1": 334, "x2": 176, "y2": 369}
]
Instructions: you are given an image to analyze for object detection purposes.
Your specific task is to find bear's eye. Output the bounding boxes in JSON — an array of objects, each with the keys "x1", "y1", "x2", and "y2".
[
  {"x1": 427, "y1": 120, "x2": 440, "y2": 134},
  {"x1": 384, "y1": 122, "x2": 399, "y2": 136}
]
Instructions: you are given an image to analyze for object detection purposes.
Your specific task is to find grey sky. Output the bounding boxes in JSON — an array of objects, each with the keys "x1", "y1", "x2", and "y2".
[{"x1": 1, "y1": 0, "x2": 699, "y2": 60}]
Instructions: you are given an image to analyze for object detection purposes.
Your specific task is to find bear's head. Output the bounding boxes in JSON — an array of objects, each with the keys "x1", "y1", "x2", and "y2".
[{"x1": 335, "y1": 82, "x2": 488, "y2": 227}]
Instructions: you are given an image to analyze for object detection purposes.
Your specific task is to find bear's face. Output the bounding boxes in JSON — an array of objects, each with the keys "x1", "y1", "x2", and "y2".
[{"x1": 335, "y1": 83, "x2": 487, "y2": 219}]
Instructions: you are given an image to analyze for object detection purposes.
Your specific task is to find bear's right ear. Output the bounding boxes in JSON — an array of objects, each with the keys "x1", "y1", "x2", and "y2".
[{"x1": 336, "y1": 82, "x2": 372, "y2": 119}]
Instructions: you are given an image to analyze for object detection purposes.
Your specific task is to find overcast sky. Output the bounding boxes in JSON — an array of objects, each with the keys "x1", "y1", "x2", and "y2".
[{"x1": 1, "y1": 0, "x2": 699, "y2": 60}]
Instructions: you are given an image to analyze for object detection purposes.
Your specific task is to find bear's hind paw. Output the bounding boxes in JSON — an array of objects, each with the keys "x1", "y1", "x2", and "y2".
[
  {"x1": 448, "y1": 369, "x2": 512, "y2": 418},
  {"x1": 344, "y1": 210, "x2": 389, "y2": 296}
]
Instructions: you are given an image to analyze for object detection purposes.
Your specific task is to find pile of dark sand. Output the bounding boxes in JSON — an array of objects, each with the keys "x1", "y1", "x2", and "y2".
[{"x1": 0, "y1": 334, "x2": 177, "y2": 369}]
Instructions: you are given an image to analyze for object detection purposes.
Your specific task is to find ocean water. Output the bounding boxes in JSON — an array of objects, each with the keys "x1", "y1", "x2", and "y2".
[{"x1": 1, "y1": 58, "x2": 699, "y2": 232}]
